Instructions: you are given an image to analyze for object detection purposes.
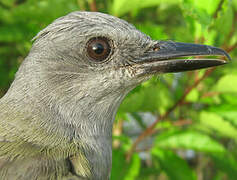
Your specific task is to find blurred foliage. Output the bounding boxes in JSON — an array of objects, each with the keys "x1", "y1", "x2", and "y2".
[{"x1": 0, "y1": 0, "x2": 237, "y2": 179}]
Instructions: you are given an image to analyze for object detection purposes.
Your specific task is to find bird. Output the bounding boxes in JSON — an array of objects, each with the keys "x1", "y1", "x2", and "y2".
[{"x1": 0, "y1": 11, "x2": 230, "y2": 180}]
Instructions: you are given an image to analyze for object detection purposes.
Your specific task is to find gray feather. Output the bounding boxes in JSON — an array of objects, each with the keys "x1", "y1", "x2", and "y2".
[{"x1": 0, "y1": 11, "x2": 153, "y2": 180}]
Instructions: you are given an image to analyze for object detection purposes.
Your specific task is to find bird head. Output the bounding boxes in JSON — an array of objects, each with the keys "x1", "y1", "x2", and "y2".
[
  {"x1": 8, "y1": 11, "x2": 231, "y2": 142},
  {"x1": 28, "y1": 11, "x2": 229, "y2": 102}
]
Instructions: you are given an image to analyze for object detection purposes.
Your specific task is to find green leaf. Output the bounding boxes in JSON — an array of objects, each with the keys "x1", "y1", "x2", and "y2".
[
  {"x1": 111, "y1": 150, "x2": 140, "y2": 180},
  {"x1": 124, "y1": 153, "x2": 140, "y2": 180},
  {"x1": 182, "y1": 0, "x2": 221, "y2": 15},
  {"x1": 208, "y1": 103, "x2": 237, "y2": 128},
  {"x1": 0, "y1": 26, "x2": 24, "y2": 42},
  {"x1": 130, "y1": 112, "x2": 147, "y2": 129},
  {"x1": 135, "y1": 23, "x2": 168, "y2": 40},
  {"x1": 219, "y1": 111, "x2": 237, "y2": 128},
  {"x1": 152, "y1": 148, "x2": 196, "y2": 180},
  {"x1": 155, "y1": 130, "x2": 226, "y2": 153},
  {"x1": 199, "y1": 111, "x2": 237, "y2": 139},
  {"x1": 1, "y1": 0, "x2": 15, "y2": 7},
  {"x1": 234, "y1": 0, "x2": 237, "y2": 10},
  {"x1": 182, "y1": 0, "x2": 213, "y2": 29},
  {"x1": 211, "y1": 153, "x2": 237, "y2": 180},
  {"x1": 119, "y1": 79, "x2": 172, "y2": 113},
  {"x1": 118, "y1": 89, "x2": 145, "y2": 113},
  {"x1": 110, "y1": 0, "x2": 181, "y2": 17},
  {"x1": 214, "y1": 74, "x2": 237, "y2": 93},
  {"x1": 213, "y1": 1, "x2": 234, "y2": 45},
  {"x1": 185, "y1": 89, "x2": 199, "y2": 102}
]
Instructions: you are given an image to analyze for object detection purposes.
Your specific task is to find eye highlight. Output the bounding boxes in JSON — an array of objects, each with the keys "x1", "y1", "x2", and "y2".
[{"x1": 86, "y1": 37, "x2": 112, "y2": 62}]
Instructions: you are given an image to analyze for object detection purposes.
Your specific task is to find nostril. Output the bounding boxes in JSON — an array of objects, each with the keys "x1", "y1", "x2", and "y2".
[
  {"x1": 153, "y1": 46, "x2": 160, "y2": 51},
  {"x1": 153, "y1": 44, "x2": 160, "y2": 52}
]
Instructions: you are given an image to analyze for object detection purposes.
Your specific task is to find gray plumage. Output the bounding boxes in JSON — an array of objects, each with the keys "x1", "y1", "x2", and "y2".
[
  {"x1": 0, "y1": 11, "x2": 153, "y2": 180},
  {"x1": 0, "y1": 11, "x2": 229, "y2": 180}
]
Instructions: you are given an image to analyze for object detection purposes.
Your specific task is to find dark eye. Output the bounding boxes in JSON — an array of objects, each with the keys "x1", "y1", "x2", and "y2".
[{"x1": 86, "y1": 37, "x2": 111, "y2": 62}]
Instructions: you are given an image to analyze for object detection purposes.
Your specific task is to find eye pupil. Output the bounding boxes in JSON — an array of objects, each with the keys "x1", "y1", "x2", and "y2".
[
  {"x1": 92, "y1": 43, "x2": 104, "y2": 54},
  {"x1": 87, "y1": 37, "x2": 112, "y2": 62}
]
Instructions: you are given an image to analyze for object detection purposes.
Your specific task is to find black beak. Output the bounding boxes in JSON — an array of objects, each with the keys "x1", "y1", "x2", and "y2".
[{"x1": 137, "y1": 41, "x2": 231, "y2": 74}]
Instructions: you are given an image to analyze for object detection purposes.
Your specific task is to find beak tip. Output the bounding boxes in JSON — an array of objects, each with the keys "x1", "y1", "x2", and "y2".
[
  {"x1": 220, "y1": 60, "x2": 229, "y2": 65},
  {"x1": 213, "y1": 59, "x2": 228, "y2": 65},
  {"x1": 226, "y1": 54, "x2": 232, "y2": 61},
  {"x1": 213, "y1": 46, "x2": 231, "y2": 61}
]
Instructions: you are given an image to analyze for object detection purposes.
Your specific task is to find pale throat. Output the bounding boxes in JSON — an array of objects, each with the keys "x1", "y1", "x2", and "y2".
[{"x1": 58, "y1": 92, "x2": 126, "y2": 179}]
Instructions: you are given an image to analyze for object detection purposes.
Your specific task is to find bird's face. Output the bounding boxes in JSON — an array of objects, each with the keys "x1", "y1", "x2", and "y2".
[{"x1": 31, "y1": 11, "x2": 229, "y2": 100}]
